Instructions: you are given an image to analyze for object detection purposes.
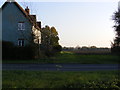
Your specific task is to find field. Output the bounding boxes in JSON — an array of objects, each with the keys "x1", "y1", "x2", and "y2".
[
  {"x1": 2, "y1": 70, "x2": 120, "y2": 88},
  {"x1": 49, "y1": 51, "x2": 120, "y2": 64},
  {"x1": 3, "y1": 51, "x2": 120, "y2": 64}
]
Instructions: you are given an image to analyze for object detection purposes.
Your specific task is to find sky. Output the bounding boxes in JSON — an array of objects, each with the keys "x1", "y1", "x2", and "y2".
[{"x1": 0, "y1": 0, "x2": 119, "y2": 48}]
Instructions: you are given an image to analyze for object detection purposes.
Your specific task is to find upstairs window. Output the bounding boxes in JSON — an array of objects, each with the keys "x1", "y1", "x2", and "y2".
[
  {"x1": 18, "y1": 22, "x2": 25, "y2": 30},
  {"x1": 18, "y1": 39, "x2": 24, "y2": 47}
]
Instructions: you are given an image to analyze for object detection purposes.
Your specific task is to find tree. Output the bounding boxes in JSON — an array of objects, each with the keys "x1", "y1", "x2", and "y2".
[
  {"x1": 111, "y1": 8, "x2": 120, "y2": 54},
  {"x1": 41, "y1": 25, "x2": 62, "y2": 56},
  {"x1": 50, "y1": 27, "x2": 59, "y2": 46},
  {"x1": 41, "y1": 25, "x2": 51, "y2": 50}
]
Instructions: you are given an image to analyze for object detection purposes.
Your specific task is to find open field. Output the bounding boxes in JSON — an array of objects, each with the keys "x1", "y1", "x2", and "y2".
[
  {"x1": 2, "y1": 70, "x2": 120, "y2": 88},
  {"x1": 3, "y1": 51, "x2": 120, "y2": 64},
  {"x1": 50, "y1": 51, "x2": 120, "y2": 64}
]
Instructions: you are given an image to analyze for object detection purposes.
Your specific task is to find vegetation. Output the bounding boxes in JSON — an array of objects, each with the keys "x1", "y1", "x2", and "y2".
[
  {"x1": 3, "y1": 51, "x2": 120, "y2": 64},
  {"x1": 41, "y1": 25, "x2": 62, "y2": 57},
  {"x1": 63, "y1": 46, "x2": 110, "y2": 54},
  {"x1": 2, "y1": 41, "x2": 36, "y2": 60},
  {"x1": 49, "y1": 51, "x2": 120, "y2": 64},
  {"x1": 111, "y1": 8, "x2": 120, "y2": 54},
  {"x1": 2, "y1": 71, "x2": 120, "y2": 88}
]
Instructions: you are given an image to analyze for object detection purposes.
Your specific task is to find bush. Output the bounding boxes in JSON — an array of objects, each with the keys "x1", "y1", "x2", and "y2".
[
  {"x1": 46, "y1": 45, "x2": 62, "y2": 57},
  {"x1": 2, "y1": 41, "x2": 37, "y2": 60},
  {"x1": 2, "y1": 41, "x2": 15, "y2": 59},
  {"x1": 53, "y1": 45, "x2": 62, "y2": 53},
  {"x1": 40, "y1": 44, "x2": 62, "y2": 57},
  {"x1": 111, "y1": 46, "x2": 120, "y2": 55}
]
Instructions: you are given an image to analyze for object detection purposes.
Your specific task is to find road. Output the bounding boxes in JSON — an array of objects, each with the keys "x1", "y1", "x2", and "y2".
[{"x1": 1, "y1": 64, "x2": 120, "y2": 71}]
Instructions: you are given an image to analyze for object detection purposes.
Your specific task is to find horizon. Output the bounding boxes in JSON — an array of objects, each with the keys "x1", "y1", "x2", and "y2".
[{"x1": 0, "y1": 0, "x2": 119, "y2": 48}]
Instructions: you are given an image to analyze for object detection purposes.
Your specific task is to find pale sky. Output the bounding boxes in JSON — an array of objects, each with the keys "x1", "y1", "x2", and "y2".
[{"x1": 0, "y1": 0, "x2": 119, "y2": 48}]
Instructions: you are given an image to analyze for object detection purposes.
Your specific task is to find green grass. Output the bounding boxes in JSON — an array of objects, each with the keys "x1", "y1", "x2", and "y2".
[
  {"x1": 50, "y1": 52, "x2": 120, "y2": 64},
  {"x1": 3, "y1": 51, "x2": 120, "y2": 64},
  {"x1": 2, "y1": 71, "x2": 120, "y2": 88}
]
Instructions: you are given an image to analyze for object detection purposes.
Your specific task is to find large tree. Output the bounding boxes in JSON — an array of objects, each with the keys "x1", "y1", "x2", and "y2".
[
  {"x1": 41, "y1": 25, "x2": 62, "y2": 56},
  {"x1": 111, "y1": 9, "x2": 120, "y2": 54}
]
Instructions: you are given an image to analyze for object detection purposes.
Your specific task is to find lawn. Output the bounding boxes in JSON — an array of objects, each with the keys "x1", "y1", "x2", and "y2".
[
  {"x1": 3, "y1": 51, "x2": 120, "y2": 64},
  {"x1": 50, "y1": 51, "x2": 120, "y2": 64},
  {"x1": 2, "y1": 70, "x2": 120, "y2": 88}
]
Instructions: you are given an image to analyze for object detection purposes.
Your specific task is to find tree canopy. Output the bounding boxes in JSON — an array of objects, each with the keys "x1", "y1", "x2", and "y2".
[
  {"x1": 111, "y1": 9, "x2": 120, "y2": 54},
  {"x1": 41, "y1": 25, "x2": 62, "y2": 56}
]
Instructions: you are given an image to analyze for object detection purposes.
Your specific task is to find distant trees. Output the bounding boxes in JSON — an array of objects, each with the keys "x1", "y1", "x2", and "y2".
[
  {"x1": 41, "y1": 25, "x2": 62, "y2": 56},
  {"x1": 62, "y1": 46, "x2": 110, "y2": 55},
  {"x1": 111, "y1": 8, "x2": 120, "y2": 54}
]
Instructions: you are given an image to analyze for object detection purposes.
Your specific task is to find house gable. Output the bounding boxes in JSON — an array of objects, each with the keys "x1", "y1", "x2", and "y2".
[
  {"x1": 2, "y1": 1, "x2": 33, "y2": 46},
  {"x1": 1, "y1": 1, "x2": 32, "y2": 24},
  {"x1": 2, "y1": 0, "x2": 41, "y2": 29},
  {"x1": 2, "y1": 0, "x2": 41, "y2": 46}
]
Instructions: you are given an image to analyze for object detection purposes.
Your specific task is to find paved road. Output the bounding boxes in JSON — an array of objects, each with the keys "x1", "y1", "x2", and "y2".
[{"x1": 1, "y1": 64, "x2": 120, "y2": 71}]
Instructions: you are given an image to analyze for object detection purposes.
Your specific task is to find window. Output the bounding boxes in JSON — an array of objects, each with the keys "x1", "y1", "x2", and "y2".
[
  {"x1": 18, "y1": 39, "x2": 24, "y2": 46},
  {"x1": 18, "y1": 22, "x2": 25, "y2": 30}
]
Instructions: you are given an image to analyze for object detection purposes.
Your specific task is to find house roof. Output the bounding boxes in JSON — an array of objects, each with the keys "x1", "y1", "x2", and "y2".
[
  {"x1": 1, "y1": 0, "x2": 41, "y2": 30},
  {"x1": 29, "y1": 15, "x2": 36, "y2": 23}
]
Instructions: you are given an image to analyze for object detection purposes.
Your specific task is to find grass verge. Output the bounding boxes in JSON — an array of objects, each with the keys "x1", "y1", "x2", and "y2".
[{"x1": 2, "y1": 70, "x2": 120, "y2": 88}]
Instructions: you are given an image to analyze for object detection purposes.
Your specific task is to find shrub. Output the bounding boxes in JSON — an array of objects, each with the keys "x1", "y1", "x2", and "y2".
[
  {"x1": 52, "y1": 45, "x2": 62, "y2": 53},
  {"x1": 111, "y1": 46, "x2": 120, "y2": 55},
  {"x1": 2, "y1": 41, "x2": 37, "y2": 60}
]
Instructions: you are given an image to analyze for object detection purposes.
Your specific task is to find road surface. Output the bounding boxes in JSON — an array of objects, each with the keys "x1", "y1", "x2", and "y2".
[{"x1": 1, "y1": 64, "x2": 120, "y2": 71}]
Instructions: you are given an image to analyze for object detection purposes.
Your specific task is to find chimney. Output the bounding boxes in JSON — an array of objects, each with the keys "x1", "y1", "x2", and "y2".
[
  {"x1": 7, "y1": 0, "x2": 15, "y2": 2},
  {"x1": 25, "y1": 6, "x2": 30, "y2": 14}
]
